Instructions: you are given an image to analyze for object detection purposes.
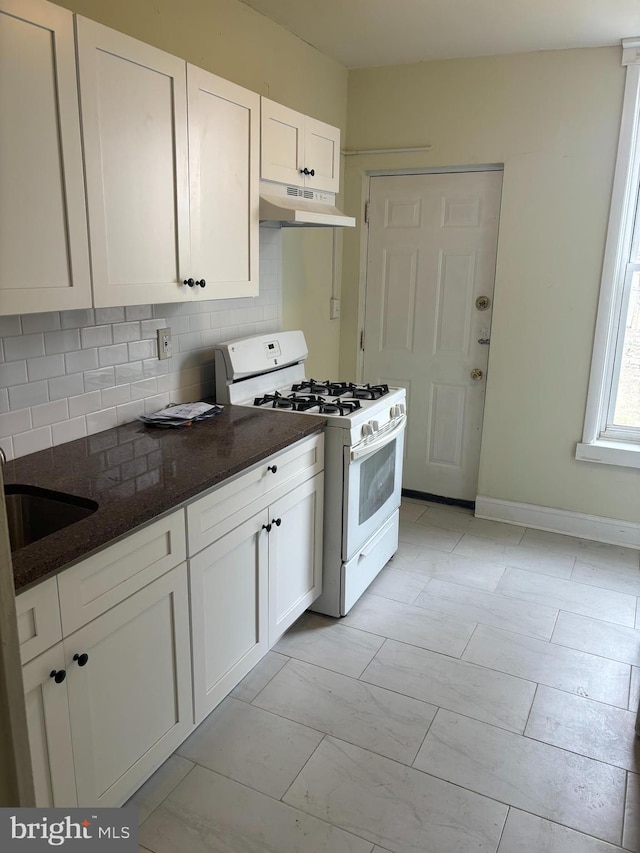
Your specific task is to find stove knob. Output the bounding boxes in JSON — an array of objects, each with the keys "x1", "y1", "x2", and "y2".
[
  {"x1": 370, "y1": 420, "x2": 379, "y2": 433},
  {"x1": 362, "y1": 423, "x2": 374, "y2": 438}
]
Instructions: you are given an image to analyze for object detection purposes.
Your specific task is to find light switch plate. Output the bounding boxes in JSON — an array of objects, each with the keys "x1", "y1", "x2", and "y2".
[{"x1": 330, "y1": 298, "x2": 340, "y2": 320}]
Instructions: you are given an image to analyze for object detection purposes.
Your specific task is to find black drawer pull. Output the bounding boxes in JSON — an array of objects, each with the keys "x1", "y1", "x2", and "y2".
[
  {"x1": 183, "y1": 278, "x2": 195, "y2": 287},
  {"x1": 262, "y1": 523, "x2": 272, "y2": 533},
  {"x1": 272, "y1": 518, "x2": 282, "y2": 527},
  {"x1": 50, "y1": 669, "x2": 66, "y2": 684},
  {"x1": 267, "y1": 465, "x2": 277, "y2": 474},
  {"x1": 73, "y1": 653, "x2": 89, "y2": 667}
]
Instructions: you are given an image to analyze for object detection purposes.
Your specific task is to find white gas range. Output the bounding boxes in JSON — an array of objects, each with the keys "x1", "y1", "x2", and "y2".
[{"x1": 214, "y1": 330, "x2": 407, "y2": 617}]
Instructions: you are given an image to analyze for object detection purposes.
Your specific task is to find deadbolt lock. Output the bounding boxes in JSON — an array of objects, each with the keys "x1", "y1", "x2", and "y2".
[
  {"x1": 476, "y1": 296, "x2": 491, "y2": 311},
  {"x1": 470, "y1": 369, "x2": 484, "y2": 381}
]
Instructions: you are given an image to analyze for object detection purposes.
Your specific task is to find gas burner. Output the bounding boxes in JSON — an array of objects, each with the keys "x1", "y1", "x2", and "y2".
[
  {"x1": 287, "y1": 394, "x2": 327, "y2": 412},
  {"x1": 291, "y1": 380, "x2": 352, "y2": 397},
  {"x1": 254, "y1": 392, "x2": 296, "y2": 409},
  {"x1": 348, "y1": 383, "x2": 389, "y2": 400},
  {"x1": 318, "y1": 399, "x2": 362, "y2": 415}
]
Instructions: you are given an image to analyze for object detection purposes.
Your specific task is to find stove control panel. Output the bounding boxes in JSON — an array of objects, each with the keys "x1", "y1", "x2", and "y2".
[{"x1": 264, "y1": 340, "x2": 281, "y2": 358}]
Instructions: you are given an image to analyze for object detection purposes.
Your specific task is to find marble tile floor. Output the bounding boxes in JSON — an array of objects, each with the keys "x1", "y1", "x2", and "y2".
[{"x1": 132, "y1": 499, "x2": 640, "y2": 853}]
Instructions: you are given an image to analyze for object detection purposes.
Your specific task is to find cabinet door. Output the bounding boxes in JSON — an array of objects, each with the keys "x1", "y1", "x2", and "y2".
[
  {"x1": 0, "y1": 0, "x2": 91, "y2": 315},
  {"x1": 76, "y1": 18, "x2": 191, "y2": 307},
  {"x1": 23, "y1": 644, "x2": 77, "y2": 807},
  {"x1": 304, "y1": 116, "x2": 340, "y2": 193},
  {"x1": 188, "y1": 66, "x2": 259, "y2": 299},
  {"x1": 190, "y1": 510, "x2": 269, "y2": 724},
  {"x1": 260, "y1": 97, "x2": 305, "y2": 186},
  {"x1": 65, "y1": 565, "x2": 193, "y2": 807},
  {"x1": 268, "y1": 473, "x2": 324, "y2": 646}
]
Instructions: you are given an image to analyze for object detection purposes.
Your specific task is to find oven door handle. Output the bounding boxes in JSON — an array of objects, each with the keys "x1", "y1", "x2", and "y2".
[{"x1": 350, "y1": 415, "x2": 407, "y2": 462}]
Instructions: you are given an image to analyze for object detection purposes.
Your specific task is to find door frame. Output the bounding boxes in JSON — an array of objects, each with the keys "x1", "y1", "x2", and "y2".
[{"x1": 356, "y1": 163, "x2": 504, "y2": 382}]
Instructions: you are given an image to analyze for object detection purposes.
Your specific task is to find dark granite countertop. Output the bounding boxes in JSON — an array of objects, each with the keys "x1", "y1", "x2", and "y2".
[{"x1": 4, "y1": 406, "x2": 325, "y2": 592}]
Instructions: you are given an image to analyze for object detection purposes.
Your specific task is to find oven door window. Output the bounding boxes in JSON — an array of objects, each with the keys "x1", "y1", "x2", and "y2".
[{"x1": 358, "y1": 440, "x2": 396, "y2": 525}]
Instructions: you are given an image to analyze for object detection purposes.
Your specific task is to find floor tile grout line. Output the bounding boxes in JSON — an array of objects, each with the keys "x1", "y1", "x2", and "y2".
[
  {"x1": 135, "y1": 761, "x2": 198, "y2": 831},
  {"x1": 494, "y1": 805, "x2": 511, "y2": 853}
]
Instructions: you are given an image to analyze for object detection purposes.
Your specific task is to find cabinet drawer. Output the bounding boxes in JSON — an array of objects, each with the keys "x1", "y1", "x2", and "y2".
[
  {"x1": 187, "y1": 433, "x2": 324, "y2": 555},
  {"x1": 58, "y1": 509, "x2": 186, "y2": 635},
  {"x1": 16, "y1": 578, "x2": 62, "y2": 665}
]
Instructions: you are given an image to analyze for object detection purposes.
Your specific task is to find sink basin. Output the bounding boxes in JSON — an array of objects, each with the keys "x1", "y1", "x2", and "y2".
[{"x1": 4, "y1": 484, "x2": 98, "y2": 552}]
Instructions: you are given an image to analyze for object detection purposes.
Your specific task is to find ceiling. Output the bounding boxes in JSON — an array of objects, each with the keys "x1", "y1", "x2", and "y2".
[{"x1": 239, "y1": 0, "x2": 640, "y2": 69}]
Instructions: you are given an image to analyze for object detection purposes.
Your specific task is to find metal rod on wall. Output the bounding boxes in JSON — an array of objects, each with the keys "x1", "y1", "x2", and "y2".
[{"x1": 342, "y1": 145, "x2": 433, "y2": 156}]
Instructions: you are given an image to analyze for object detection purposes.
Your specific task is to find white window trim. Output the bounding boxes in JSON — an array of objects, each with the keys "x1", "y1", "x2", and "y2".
[{"x1": 576, "y1": 38, "x2": 640, "y2": 469}]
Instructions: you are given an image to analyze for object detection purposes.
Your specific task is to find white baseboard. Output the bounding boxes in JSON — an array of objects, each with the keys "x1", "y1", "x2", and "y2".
[{"x1": 475, "y1": 496, "x2": 640, "y2": 550}]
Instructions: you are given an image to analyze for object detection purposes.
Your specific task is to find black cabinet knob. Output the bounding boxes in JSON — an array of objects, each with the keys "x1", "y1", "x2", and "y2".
[
  {"x1": 184, "y1": 278, "x2": 195, "y2": 287},
  {"x1": 73, "y1": 653, "x2": 89, "y2": 667},
  {"x1": 197, "y1": 279, "x2": 206, "y2": 288},
  {"x1": 50, "y1": 669, "x2": 66, "y2": 684},
  {"x1": 262, "y1": 523, "x2": 272, "y2": 533},
  {"x1": 267, "y1": 465, "x2": 277, "y2": 474},
  {"x1": 272, "y1": 517, "x2": 282, "y2": 527},
  {"x1": 309, "y1": 169, "x2": 315, "y2": 177},
  {"x1": 299, "y1": 168, "x2": 306, "y2": 174}
]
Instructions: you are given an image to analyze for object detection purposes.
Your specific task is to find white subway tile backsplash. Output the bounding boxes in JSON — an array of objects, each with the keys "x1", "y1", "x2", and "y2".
[
  {"x1": 32, "y1": 399, "x2": 69, "y2": 428},
  {"x1": 65, "y1": 348, "x2": 99, "y2": 374},
  {"x1": 81, "y1": 325, "x2": 112, "y2": 349},
  {"x1": 0, "y1": 317, "x2": 22, "y2": 337},
  {"x1": 9, "y1": 380, "x2": 49, "y2": 410},
  {"x1": 99, "y1": 343, "x2": 129, "y2": 367},
  {"x1": 86, "y1": 407, "x2": 117, "y2": 436},
  {"x1": 125, "y1": 305, "x2": 152, "y2": 321},
  {"x1": 52, "y1": 416, "x2": 87, "y2": 445},
  {"x1": 115, "y1": 361, "x2": 144, "y2": 385},
  {"x1": 22, "y1": 313, "x2": 61, "y2": 334},
  {"x1": 0, "y1": 408, "x2": 31, "y2": 438},
  {"x1": 128, "y1": 340, "x2": 156, "y2": 361},
  {"x1": 45, "y1": 329, "x2": 82, "y2": 354},
  {"x1": 13, "y1": 426, "x2": 52, "y2": 457},
  {"x1": 0, "y1": 228, "x2": 282, "y2": 457},
  {"x1": 0, "y1": 362, "x2": 28, "y2": 388},
  {"x1": 60, "y1": 308, "x2": 95, "y2": 329},
  {"x1": 27, "y1": 354, "x2": 66, "y2": 382},
  {"x1": 113, "y1": 322, "x2": 141, "y2": 343},
  {"x1": 69, "y1": 390, "x2": 103, "y2": 418},
  {"x1": 95, "y1": 307, "x2": 125, "y2": 324},
  {"x1": 101, "y1": 384, "x2": 130, "y2": 409},
  {"x1": 49, "y1": 373, "x2": 84, "y2": 401},
  {"x1": 84, "y1": 366, "x2": 116, "y2": 391},
  {"x1": 4, "y1": 334, "x2": 45, "y2": 362}
]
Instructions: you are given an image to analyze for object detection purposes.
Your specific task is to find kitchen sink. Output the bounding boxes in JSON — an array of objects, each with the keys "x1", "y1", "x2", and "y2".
[{"x1": 4, "y1": 485, "x2": 98, "y2": 552}]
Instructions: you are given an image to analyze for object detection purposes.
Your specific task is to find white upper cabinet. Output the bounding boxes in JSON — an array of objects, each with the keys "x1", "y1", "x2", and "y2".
[
  {"x1": 0, "y1": 0, "x2": 92, "y2": 315},
  {"x1": 187, "y1": 67, "x2": 259, "y2": 299},
  {"x1": 261, "y1": 98, "x2": 340, "y2": 193},
  {"x1": 76, "y1": 18, "x2": 191, "y2": 308}
]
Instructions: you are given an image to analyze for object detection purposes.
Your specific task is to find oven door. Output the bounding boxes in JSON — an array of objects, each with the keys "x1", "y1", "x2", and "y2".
[{"x1": 342, "y1": 415, "x2": 406, "y2": 561}]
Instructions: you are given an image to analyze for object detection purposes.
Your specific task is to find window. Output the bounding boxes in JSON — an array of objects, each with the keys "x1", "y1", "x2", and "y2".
[{"x1": 577, "y1": 38, "x2": 640, "y2": 469}]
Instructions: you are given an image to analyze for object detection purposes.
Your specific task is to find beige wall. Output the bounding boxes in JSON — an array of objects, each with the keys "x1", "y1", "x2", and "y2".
[
  {"x1": 343, "y1": 47, "x2": 639, "y2": 523},
  {"x1": 51, "y1": 0, "x2": 348, "y2": 376}
]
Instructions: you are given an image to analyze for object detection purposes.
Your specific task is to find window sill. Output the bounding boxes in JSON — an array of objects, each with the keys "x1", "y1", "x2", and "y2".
[{"x1": 576, "y1": 439, "x2": 640, "y2": 469}]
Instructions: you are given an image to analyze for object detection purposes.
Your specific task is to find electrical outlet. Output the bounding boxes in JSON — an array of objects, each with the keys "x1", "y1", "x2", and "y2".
[
  {"x1": 330, "y1": 297, "x2": 341, "y2": 320},
  {"x1": 157, "y1": 328, "x2": 172, "y2": 360}
]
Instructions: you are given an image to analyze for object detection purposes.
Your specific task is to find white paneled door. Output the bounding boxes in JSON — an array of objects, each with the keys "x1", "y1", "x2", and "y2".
[{"x1": 363, "y1": 171, "x2": 502, "y2": 501}]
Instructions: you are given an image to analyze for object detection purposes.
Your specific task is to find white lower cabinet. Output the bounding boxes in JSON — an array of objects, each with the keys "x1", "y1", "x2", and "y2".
[
  {"x1": 268, "y1": 473, "x2": 324, "y2": 646},
  {"x1": 19, "y1": 433, "x2": 324, "y2": 806},
  {"x1": 22, "y1": 563, "x2": 193, "y2": 807},
  {"x1": 190, "y1": 511, "x2": 269, "y2": 724},
  {"x1": 22, "y1": 644, "x2": 77, "y2": 807}
]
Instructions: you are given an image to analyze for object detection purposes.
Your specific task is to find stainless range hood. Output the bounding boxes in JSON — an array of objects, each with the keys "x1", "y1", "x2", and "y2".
[{"x1": 259, "y1": 183, "x2": 356, "y2": 228}]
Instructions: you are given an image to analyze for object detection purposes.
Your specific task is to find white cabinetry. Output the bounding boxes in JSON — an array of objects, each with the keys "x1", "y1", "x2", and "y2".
[
  {"x1": 15, "y1": 432, "x2": 324, "y2": 806},
  {"x1": 76, "y1": 18, "x2": 260, "y2": 307},
  {"x1": 17, "y1": 512, "x2": 192, "y2": 808},
  {"x1": 187, "y1": 433, "x2": 324, "y2": 723},
  {"x1": 261, "y1": 98, "x2": 340, "y2": 193},
  {"x1": 187, "y1": 66, "x2": 259, "y2": 299},
  {"x1": 0, "y1": 0, "x2": 91, "y2": 315},
  {"x1": 76, "y1": 18, "x2": 190, "y2": 308}
]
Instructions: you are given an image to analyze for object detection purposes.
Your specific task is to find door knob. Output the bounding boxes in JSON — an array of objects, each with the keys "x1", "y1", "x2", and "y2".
[{"x1": 470, "y1": 369, "x2": 483, "y2": 381}]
